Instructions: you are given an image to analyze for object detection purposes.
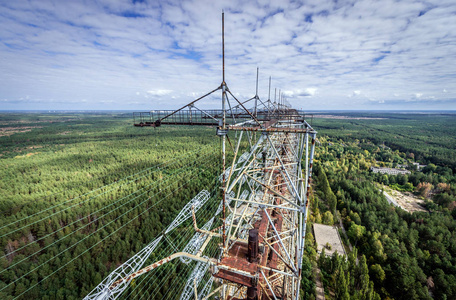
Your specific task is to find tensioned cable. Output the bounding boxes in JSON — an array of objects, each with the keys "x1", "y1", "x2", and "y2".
[
  {"x1": 128, "y1": 176, "x2": 222, "y2": 299},
  {"x1": 0, "y1": 165, "x2": 201, "y2": 266},
  {"x1": 0, "y1": 143, "x2": 212, "y2": 227},
  {"x1": 161, "y1": 240, "x2": 220, "y2": 300},
  {"x1": 0, "y1": 145, "x2": 214, "y2": 239},
  {"x1": 125, "y1": 191, "x2": 221, "y2": 299},
  {"x1": 117, "y1": 171, "x2": 222, "y2": 299},
  {"x1": 9, "y1": 169, "x2": 208, "y2": 300},
  {"x1": 2, "y1": 152, "x2": 217, "y2": 293},
  {"x1": 130, "y1": 221, "x2": 215, "y2": 299},
  {"x1": 0, "y1": 143, "x2": 201, "y2": 217},
  {"x1": 0, "y1": 149, "x2": 214, "y2": 257},
  {"x1": 163, "y1": 235, "x2": 221, "y2": 300},
  {"x1": 143, "y1": 244, "x2": 217, "y2": 300},
  {"x1": 0, "y1": 150, "x2": 215, "y2": 274},
  {"x1": 0, "y1": 145, "x2": 212, "y2": 233},
  {"x1": 8, "y1": 128, "x2": 220, "y2": 298},
  {"x1": 130, "y1": 234, "x2": 212, "y2": 299},
  {"x1": 129, "y1": 207, "x2": 220, "y2": 300},
  {"x1": 105, "y1": 189, "x2": 222, "y2": 300},
  {"x1": 131, "y1": 208, "x2": 221, "y2": 300}
]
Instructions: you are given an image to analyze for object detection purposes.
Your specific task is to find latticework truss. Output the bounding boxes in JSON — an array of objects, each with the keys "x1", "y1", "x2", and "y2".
[{"x1": 85, "y1": 12, "x2": 317, "y2": 300}]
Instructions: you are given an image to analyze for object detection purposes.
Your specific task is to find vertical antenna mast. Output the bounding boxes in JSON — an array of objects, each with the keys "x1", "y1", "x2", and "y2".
[
  {"x1": 274, "y1": 88, "x2": 277, "y2": 109},
  {"x1": 254, "y1": 67, "x2": 259, "y2": 117},
  {"x1": 222, "y1": 11, "x2": 225, "y2": 85},
  {"x1": 279, "y1": 89, "x2": 281, "y2": 110},
  {"x1": 221, "y1": 11, "x2": 227, "y2": 249},
  {"x1": 268, "y1": 76, "x2": 271, "y2": 112},
  {"x1": 255, "y1": 67, "x2": 259, "y2": 96}
]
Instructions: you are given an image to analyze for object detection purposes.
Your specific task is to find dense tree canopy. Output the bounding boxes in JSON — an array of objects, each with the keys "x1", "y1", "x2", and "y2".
[
  {"x1": 307, "y1": 112, "x2": 456, "y2": 299},
  {"x1": 0, "y1": 113, "x2": 223, "y2": 299},
  {"x1": 2, "y1": 111, "x2": 456, "y2": 299}
]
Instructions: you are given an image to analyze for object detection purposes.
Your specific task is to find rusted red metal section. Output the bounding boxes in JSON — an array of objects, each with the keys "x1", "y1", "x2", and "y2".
[
  {"x1": 228, "y1": 125, "x2": 311, "y2": 133},
  {"x1": 255, "y1": 210, "x2": 269, "y2": 244},
  {"x1": 211, "y1": 131, "x2": 298, "y2": 299},
  {"x1": 248, "y1": 229, "x2": 259, "y2": 263},
  {"x1": 213, "y1": 241, "x2": 257, "y2": 287},
  {"x1": 213, "y1": 202, "x2": 289, "y2": 299}
]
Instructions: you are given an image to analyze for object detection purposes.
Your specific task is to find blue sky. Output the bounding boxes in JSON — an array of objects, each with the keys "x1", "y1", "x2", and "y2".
[{"x1": 0, "y1": 0, "x2": 455, "y2": 111}]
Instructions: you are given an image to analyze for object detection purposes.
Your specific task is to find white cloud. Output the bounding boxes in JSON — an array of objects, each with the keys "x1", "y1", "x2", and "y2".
[
  {"x1": 147, "y1": 90, "x2": 173, "y2": 96},
  {"x1": 0, "y1": 0, "x2": 455, "y2": 110},
  {"x1": 304, "y1": 88, "x2": 318, "y2": 97},
  {"x1": 283, "y1": 88, "x2": 317, "y2": 98},
  {"x1": 348, "y1": 90, "x2": 362, "y2": 97}
]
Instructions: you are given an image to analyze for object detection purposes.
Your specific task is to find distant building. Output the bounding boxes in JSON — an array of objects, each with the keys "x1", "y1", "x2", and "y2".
[
  {"x1": 412, "y1": 162, "x2": 427, "y2": 170},
  {"x1": 370, "y1": 167, "x2": 411, "y2": 175}
]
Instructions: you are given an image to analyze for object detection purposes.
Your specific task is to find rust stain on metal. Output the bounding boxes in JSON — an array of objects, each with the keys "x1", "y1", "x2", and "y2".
[{"x1": 228, "y1": 126, "x2": 314, "y2": 134}]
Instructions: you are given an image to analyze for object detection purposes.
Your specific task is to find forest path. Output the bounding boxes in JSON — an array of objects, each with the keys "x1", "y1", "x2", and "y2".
[{"x1": 315, "y1": 267, "x2": 325, "y2": 300}]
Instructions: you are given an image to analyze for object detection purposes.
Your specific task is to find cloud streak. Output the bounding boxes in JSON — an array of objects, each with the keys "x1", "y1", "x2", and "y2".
[{"x1": 0, "y1": 0, "x2": 455, "y2": 110}]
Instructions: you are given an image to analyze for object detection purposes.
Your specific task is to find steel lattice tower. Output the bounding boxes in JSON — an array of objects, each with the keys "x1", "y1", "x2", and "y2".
[{"x1": 85, "y1": 12, "x2": 317, "y2": 300}]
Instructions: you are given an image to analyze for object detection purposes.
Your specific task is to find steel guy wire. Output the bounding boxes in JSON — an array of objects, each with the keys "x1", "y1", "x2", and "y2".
[
  {"x1": 15, "y1": 160, "x2": 222, "y2": 300},
  {"x1": 134, "y1": 230, "x2": 220, "y2": 300},
  {"x1": 138, "y1": 192, "x2": 222, "y2": 300},
  {"x1": 120, "y1": 180, "x2": 222, "y2": 299},
  {"x1": 0, "y1": 145, "x2": 213, "y2": 235},
  {"x1": 86, "y1": 142, "x2": 224, "y2": 293},
  {"x1": 0, "y1": 151, "x2": 215, "y2": 273},
  {"x1": 161, "y1": 242, "x2": 220, "y2": 300},
  {"x1": 0, "y1": 146, "x2": 215, "y2": 240},
  {"x1": 91, "y1": 190, "x2": 221, "y2": 300},
  {"x1": 0, "y1": 143, "x2": 210, "y2": 217},
  {"x1": 8, "y1": 178, "x2": 198, "y2": 299},
  {"x1": 4, "y1": 169, "x2": 208, "y2": 298},
  {"x1": 0, "y1": 149, "x2": 214, "y2": 257},
  {"x1": 129, "y1": 211, "x2": 220, "y2": 300}
]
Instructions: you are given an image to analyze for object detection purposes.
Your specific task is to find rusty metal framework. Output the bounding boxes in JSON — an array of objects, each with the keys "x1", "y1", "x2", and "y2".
[{"x1": 85, "y1": 12, "x2": 316, "y2": 300}]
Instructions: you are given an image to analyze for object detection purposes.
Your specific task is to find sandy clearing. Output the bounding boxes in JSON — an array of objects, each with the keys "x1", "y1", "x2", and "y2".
[
  {"x1": 383, "y1": 185, "x2": 427, "y2": 213},
  {"x1": 313, "y1": 223, "x2": 346, "y2": 257}
]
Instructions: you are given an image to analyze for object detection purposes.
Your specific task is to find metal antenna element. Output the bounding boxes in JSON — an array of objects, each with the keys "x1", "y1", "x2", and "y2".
[
  {"x1": 279, "y1": 89, "x2": 282, "y2": 110},
  {"x1": 222, "y1": 11, "x2": 225, "y2": 84},
  {"x1": 95, "y1": 12, "x2": 318, "y2": 300},
  {"x1": 221, "y1": 10, "x2": 227, "y2": 250},
  {"x1": 268, "y1": 76, "x2": 271, "y2": 101},
  {"x1": 255, "y1": 67, "x2": 259, "y2": 96},
  {"x1": 254, "y1": 67, "x2": 259, "y2": 117}
]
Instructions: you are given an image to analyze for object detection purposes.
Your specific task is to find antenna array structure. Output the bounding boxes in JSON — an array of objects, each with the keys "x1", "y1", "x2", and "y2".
[{"x1": 86, "y1": 12, "x2": 317, "y2": 300}]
